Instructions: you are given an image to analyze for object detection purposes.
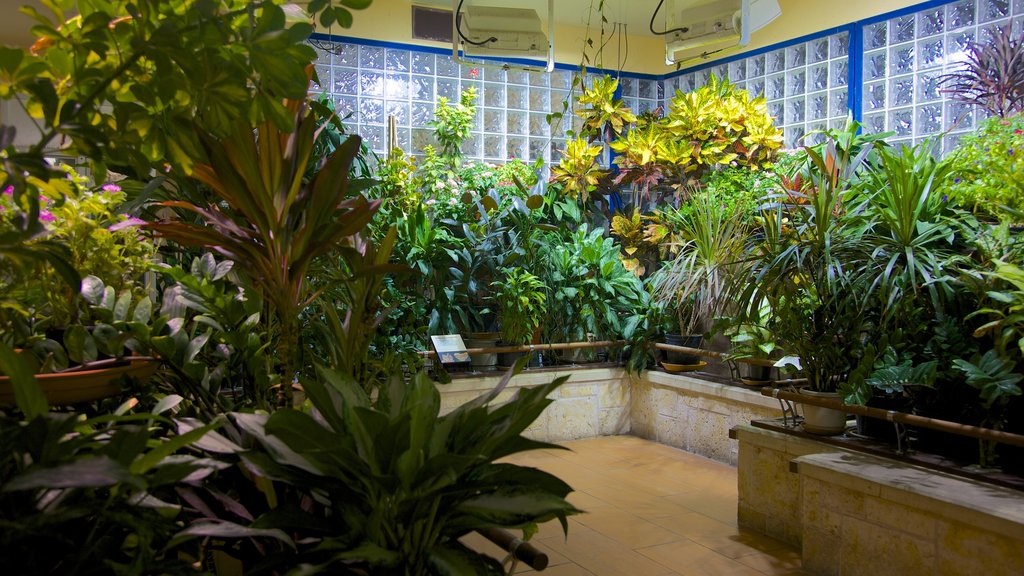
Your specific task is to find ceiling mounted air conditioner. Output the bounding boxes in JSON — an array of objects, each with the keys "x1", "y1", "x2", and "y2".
[
  {"x1": 665, "y1": 0, "x2": 781, "y2": 66},
  {"x1": 452, "y1": 1, "x2": 554, "y2": 72}
]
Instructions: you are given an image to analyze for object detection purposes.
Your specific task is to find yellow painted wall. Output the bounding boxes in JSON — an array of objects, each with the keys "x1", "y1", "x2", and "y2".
[
  {"x1": 0, "y1": 1, "x2": 930, "y2": 74},
  {"x1": 337, "y1": 0, "x2": 927, "y2": 75}
]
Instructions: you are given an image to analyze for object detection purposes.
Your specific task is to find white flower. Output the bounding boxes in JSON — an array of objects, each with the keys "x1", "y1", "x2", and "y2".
[
  {"x1": 426, "y1": 199, "x2": 437, "y2": 205},
  {"x1": 435, "y1": 181, "x2": 445, "y2": 190},
  {"x1": 448, "y1": 198, "x2": 458, "y2": 205},
  {"x1": 481, "y1": 171, "x2": 493, "y2": 178}
]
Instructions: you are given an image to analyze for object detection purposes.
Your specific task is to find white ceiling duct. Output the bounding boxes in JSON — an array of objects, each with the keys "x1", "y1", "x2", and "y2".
[
  {"x1": 452, "y1": 0, "x2": 554, "y2": 73},
  {"x1": 664, "y1": 0, "x2": 781, "y2": 66}
]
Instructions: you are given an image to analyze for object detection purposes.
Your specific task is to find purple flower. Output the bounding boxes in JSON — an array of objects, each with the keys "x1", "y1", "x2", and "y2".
[
  {"x1": 101, "y1": 183, "x2": 122, "y2": 192},
  {"x1": 1010, "y1": 149, "x2": 1015, "y2": 156},
  {"x1": 942, "y1": 194, "x2": 948, "y2": 202},
  {"x1": 108, "y1": 216, "x2": 146, "y2": 232},
  {"x1": 2, "y1": 186, "x2": 11, "y2": 195},
  {"x1": 39, "y1": 210, "x2": 55, "y2": 222},
  {"x1": 954, "y1": 178, "x2": 961, "y2": 183}
]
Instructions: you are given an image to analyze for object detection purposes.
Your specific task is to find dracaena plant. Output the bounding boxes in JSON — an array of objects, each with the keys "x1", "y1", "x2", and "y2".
[
  {"x1": 148, "y1": 100, "x2": 379, "y2": 408},
  {"x1": 182, "y1": 362, "x2": 579, "y2": 575},
  {"x1": 649, "y1": 189, "x2": 746, "y2": 337},
  {"x1": 940, "y1": 24, "x2": 1024, "y2": 118}
]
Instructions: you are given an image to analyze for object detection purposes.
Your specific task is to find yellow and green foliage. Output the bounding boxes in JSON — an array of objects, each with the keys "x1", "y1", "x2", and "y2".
[
  {"x1": 575, "y1": 75, "x2": 637, "y2": 138},
  {"x1": 550, "y1": 137, "x2": 607, "y2": 202},
  {"x1": 610, "y1": 209, "x2": 668, "y2": 276},
  {"x1": 662, "y1": 74, "x2": 783, "y2": 177}
]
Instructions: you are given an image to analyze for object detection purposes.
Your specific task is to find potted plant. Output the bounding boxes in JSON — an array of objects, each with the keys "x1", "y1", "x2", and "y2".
[
  {"x1": 492, "y1": 266, "x2": 547, "y2": 368},
  {"x1": 731, "y1": 123, "x2": 873, "y2": 434},
  {"x1": 724, "y1": 311, "x2": 779, "y2": 385},
  {"x1": 0, "y1": 172, "x2": 162, "y2": 404},
  {"x1": 650, "y1": 187, "x2": 745, "y2": 370}
]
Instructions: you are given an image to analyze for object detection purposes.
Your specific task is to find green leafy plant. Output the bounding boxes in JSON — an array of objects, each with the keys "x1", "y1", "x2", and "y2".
[
  {"x1": 493, "y1": 267, "x2": 547, "y2": 345},
  {"x1": 946, "y1": 114, "x2": 1024, "y2": 221},
  {"x1": 730, "y1": 125, "x2": 873, "y2": 392},
  {"x1": 195, "y1": 363, "x2": 579, "y2": 574},
  {"x1": 429, "y1": 86, "x2": 478, "y2": 165},
  {"x1": 856, "y1": 139, "x2": 960, "y2": 322},
  {"x1": 148, "y1": 100, "x2": 378, "y2": 408},
  {"x1": 0, "y1": 346, "x2": 227, "y2": 576}
]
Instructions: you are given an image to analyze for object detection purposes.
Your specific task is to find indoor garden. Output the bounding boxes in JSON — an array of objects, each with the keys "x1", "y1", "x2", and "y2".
[{"x1": 1, "y1": 0, "x2": 1023, "y2": 575}]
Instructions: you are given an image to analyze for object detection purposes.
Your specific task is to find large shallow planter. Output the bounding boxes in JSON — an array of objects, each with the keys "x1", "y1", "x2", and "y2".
[
  {"x1": 799, "y1": 388, "x2": 848, "y2": 435},
  {"x1": 0, "y1": 359, "x2": 160, "y2": 406}
]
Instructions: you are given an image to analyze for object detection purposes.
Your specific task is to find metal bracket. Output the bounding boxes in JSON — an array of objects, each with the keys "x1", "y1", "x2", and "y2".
[
  {"x1": 771, "y1": 387, "x2": 801, "y2": 429},
  {"x1": 885, "y1": 410, "x2": 909, "y2": 454}
]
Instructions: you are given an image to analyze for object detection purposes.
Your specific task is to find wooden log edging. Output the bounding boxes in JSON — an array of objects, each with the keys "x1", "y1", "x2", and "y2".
[
  {"x1": 417, "y1": 340, "x2": 626, "y2": 357},
  {"x1": 762, "y1": 386, "x2": 1024, "y2": 449}
]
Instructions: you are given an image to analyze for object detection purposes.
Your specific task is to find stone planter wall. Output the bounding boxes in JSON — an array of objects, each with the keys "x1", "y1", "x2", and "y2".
[
  {"x1": 796, "y1": 451, "x2": 1024, "y2": 576},
  {"x1": 630, "y1": 372, "x2": 784, "y2": 465},
  {"x1": 437, "y1": 368, "x2": 782, "y2": 460},
  {"x1": 733, "y1": 423, "x2": 856, "y2": 547},
  {"x1": 437, "y1": 367, "x2": 631, "y2": 442}
]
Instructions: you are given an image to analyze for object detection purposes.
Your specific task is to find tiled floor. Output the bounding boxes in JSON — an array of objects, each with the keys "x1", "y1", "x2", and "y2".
[{"x1": 463, "y1": 435, "x2": 804, "y2": 576}]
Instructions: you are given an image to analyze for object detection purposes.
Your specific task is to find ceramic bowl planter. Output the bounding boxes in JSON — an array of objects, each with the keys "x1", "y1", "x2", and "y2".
[
  {"x1": 798, "y1": 388, "x2": 849, "y2": 435},
  {"x1": 0, "y1": 359, "x2": 160, "y2": 406}
]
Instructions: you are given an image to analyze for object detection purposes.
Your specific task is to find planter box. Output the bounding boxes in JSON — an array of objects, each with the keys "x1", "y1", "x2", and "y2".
[
  {"x1": 795, "y1": 451, "x2": 1024, "y2": 576},
  {"x1": 735, "y1": 424, "x2": 1024, "y2": 575}
]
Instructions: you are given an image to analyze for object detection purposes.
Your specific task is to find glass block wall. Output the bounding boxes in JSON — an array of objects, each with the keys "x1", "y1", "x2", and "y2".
[
  {"x1": 313, "y1": 1, "x2": 1021, "y2": 162},
  {"x1": 664, "y1": 31, "x2": 852, "y2": 149},
  {"x1": 861, "y1": 0, "x2": 1024, "y2": 152},
  {"x1": 310, "y1": 40, "x2": 659, "y2": 167}
]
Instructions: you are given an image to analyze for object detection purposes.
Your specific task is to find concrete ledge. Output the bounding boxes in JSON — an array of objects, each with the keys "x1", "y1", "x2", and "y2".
[
  {"x1": 645, "y1": 371, "x2": 782, "y2": 410},
  {"x1": 795, "y1": 451, "x2": 1024, "y2": 576}
]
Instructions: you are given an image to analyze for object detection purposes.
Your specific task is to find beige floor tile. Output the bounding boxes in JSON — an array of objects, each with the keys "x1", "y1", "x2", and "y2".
[
  {"x1": 465, "y1": 435, "x2": 801, "y2": 575},
  {"x1": 540, "y1": 528, "x2": 677, "y2": 576},
  {"x1": 637, "y1": 539, "x2": 764, "y2": 576},
  {"x1": 572, "y1": 509, "x2": 683, "y2": 549}
]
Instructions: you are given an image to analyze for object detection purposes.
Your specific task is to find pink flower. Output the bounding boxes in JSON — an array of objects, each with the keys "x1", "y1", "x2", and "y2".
[
  {"x1": 101, "y1": 183, "x2": 121, "y2": 192},
  {"x1": 39, "y1": 210, "x2": 55, "y2": 222},
  {"x1": 2, "y1": 186, "x2": 11, "y2": 196}
]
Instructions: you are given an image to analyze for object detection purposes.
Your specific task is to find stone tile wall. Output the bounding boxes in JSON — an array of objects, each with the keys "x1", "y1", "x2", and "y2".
[
  {"x1": 437, "y1": 367, "x2": 631, "y2": 442},
  {"x1": 795, "y1": 451, "x2": 1024, "y2": 576},
  {"x1": 630, "y1": 373, "x2": 784, "y2": 465},
  {"x1": 436, "y1": 368, "x2": 780, "y2": 453},
  {"x1": 733, "y1": 424, "x2": 857, "y2": 547}
]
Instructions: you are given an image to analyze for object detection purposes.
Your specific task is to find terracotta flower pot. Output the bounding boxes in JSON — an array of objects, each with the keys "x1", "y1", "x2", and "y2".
[{"x1": 0, "y1": 359, "x2": 160, "y2": 406}]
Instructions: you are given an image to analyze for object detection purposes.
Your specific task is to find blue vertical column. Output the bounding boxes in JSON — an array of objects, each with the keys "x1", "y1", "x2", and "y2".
[{"x1": 848, "y1": 23, "x2": 864, "y2": 124}]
